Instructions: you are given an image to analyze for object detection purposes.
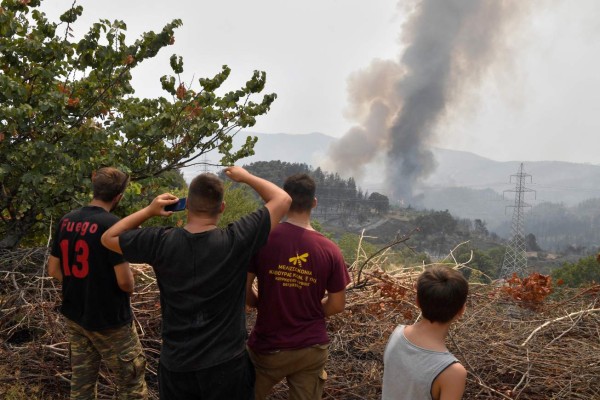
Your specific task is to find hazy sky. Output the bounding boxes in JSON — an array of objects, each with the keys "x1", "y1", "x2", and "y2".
[{"x1": 44, "y1": 0, "x2": 600, "y2": 165}]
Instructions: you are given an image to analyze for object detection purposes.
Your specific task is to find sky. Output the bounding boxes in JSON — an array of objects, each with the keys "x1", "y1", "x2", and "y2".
[{"x1": 42, "y1": 0, "x2": 600, "y2": 165}]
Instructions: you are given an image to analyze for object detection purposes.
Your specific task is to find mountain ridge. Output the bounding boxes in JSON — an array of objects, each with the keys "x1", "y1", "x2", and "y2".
[
  {"x1": 183, "y1": 130, "x2": 600, "y2": 213},
  {"x1": 224, "y1": 131, "x2": 600, "y2": 202}
]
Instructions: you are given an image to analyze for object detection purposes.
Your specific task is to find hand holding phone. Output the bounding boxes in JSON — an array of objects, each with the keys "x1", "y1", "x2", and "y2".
[{"x1": 165, "y1": 197, "x2": 187, "y2": 212}]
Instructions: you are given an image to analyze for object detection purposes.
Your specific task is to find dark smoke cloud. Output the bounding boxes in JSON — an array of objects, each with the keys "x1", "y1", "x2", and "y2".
[
  {"x1": 326, "y1": 59, "x2": 403, "y2": 180},
  {"x1": 327, "y1": 0, "x2": 525, "y2": 201}
]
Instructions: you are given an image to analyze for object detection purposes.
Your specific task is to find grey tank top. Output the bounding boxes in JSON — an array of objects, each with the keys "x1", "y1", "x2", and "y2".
[{"x1": 382, "y1": 325, "x2": 459, "y2": 400}]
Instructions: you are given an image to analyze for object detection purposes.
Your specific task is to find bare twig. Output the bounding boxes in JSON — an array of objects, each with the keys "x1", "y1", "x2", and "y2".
[
  {"x1": 2, "y1": 246, "x2": 600, "y2": 399},
  {"x1": 521, "y1": 308, "x2": 600, "y2": 346}
]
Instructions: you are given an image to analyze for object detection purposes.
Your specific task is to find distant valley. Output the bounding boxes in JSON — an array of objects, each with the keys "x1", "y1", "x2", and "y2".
[{"x1": 183, "y1": 131, "x2": 600, "y2": 251}]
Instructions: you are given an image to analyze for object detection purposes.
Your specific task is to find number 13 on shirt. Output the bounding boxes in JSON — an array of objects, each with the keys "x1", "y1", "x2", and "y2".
[{"x1": 59, "y1": 239, "x2": 90, "y2": 278}]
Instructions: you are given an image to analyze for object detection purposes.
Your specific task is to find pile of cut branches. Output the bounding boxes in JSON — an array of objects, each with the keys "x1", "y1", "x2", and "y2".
[{"x1": 1, "y1": 246, "x2": 599, "y2": 399}]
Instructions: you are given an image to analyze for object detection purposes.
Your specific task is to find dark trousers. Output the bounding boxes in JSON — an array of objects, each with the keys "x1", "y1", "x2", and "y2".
[{"x1": 158, "y1": 351, "x2": 255, "y2": 400}]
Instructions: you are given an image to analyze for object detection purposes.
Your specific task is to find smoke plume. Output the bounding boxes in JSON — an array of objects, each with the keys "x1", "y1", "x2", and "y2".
[{"x1": 327, "y1": 0, "x2": 524, "y2": 201}]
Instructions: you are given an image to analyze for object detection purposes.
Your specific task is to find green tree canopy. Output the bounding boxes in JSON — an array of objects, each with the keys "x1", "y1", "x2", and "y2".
[
  {"x1": 368, "y1": 192, "x2": 389, "y2": 214},
  {"x1": 337, "y1": 232, "x2": 378, "y2": 265},
  {"x1": 414, "y1": 210, "x2": 457, "y2": 236},
  {"x1": 0, "y1": 0, "x2": 276, "y2": 248},
  {"x1": 452, "y1": 245, "x2": 503, "y2": 283},
  {"x1": 218, "y1": 182, "x2": 260, "y2": 227},
  {"x1": 552, "y1": 256, "x2": 600, "y2": 287},
  {"x1": 525, "y1": 233, "x2": 541, "y2": 252}
]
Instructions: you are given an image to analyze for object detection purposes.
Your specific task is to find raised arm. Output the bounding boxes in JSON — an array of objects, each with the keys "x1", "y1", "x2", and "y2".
[
  {"x1": 101, "y1": 193, "x2": 179, "y2": 254},
  {"x1": 224, "y1": 166, "x2": 291, "y2": 231}
]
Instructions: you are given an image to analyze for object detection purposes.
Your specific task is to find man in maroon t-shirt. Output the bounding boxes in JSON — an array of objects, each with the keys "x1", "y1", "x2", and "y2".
[{"x1": 246, "y1": 173, "x2": 351, "y2": 400}]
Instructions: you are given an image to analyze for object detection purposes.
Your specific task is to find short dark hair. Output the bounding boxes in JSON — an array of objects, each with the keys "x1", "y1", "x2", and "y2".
[
  {"x1": 417, "y1": 266, "x2": 468, "y2": 323},
  {"x1": 187, "y1": 173, "x2": 224, "y2": 216},
  {"x1": 283, "y1": 173, "x2": 316, "y2": 213},
  {"x1": 92, "y1": 167, "x2": 129, "y2": 202}
]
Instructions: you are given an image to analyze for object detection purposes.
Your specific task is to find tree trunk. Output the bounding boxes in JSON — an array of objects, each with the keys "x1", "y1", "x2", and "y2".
[
  {"x1": 0, "y1": 217, "x2": 33, "y2": 250},
  {"x1": 0, "y1": 231, "x2": 23, "y2": 250}
]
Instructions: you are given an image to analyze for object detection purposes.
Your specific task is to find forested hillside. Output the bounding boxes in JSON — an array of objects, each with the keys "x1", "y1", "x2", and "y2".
[
  {"x1": 239, "y1": 161, "x2": 390, "y2": 223},
  {"x1": 220, "y1": 133, "x2": 600, "y2": 254},
  {"x1": 240, "y1": 161, "x2": 600, "y2": 284},
  {"x1": 422, "y1": 188, "x2": 600, "y2": 253}
]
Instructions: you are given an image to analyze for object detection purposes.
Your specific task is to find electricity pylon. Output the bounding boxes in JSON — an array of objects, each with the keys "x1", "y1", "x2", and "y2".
[
  {"x1": 499, "y1": 163, "x2": 535, "y2": 278},
  {"x1": 201, "y1": 153, "x2": 210, "y2": 173}
]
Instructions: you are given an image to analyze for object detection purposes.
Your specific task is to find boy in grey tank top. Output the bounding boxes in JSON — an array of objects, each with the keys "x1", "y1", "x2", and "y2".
[{"x1": 382, "y1": 266, "x2": 469, "y2": 400}]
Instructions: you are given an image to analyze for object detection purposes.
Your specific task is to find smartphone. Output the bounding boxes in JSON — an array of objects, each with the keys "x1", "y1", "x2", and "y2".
[{"x1": 165, "y1": 197, "x2": 187, "y2": 212}]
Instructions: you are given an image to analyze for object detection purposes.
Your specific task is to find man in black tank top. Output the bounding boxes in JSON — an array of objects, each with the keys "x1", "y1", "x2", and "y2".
[{"x1": 48, "y1": 167, "x2": 147, "y2": 399}]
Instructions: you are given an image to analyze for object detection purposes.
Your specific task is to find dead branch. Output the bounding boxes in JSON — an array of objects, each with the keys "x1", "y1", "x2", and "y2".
[
  {"x1": 2, "y1": 245, "x2": 600, "y2": 399},
  {"x1": 521, "y1": 307, "x2": 600, "y2": 346}
]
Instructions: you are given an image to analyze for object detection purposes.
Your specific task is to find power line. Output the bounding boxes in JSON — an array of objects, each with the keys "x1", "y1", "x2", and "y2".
[{"x1": 499, "y1": 163, "x2": 536, "y2": 278}]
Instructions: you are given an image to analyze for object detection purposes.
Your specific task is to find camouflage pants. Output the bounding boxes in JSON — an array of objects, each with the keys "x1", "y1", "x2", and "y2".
[{"x1": 66, "y1": 318, "x2": 147, "y2": 400}]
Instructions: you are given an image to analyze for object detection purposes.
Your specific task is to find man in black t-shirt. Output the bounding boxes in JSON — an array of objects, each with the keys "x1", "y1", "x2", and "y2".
[
  {"x1": 48, "y1": 167, "x2": 147, "y2": 399},
  {"x1": 101, "y1": 166, "x2": 291, "y2": 400}
]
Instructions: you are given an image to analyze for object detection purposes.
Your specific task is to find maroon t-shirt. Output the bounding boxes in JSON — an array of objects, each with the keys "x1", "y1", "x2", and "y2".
[{"x1": 247, "y1": 222, "x2": 351, "y2": 353}]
